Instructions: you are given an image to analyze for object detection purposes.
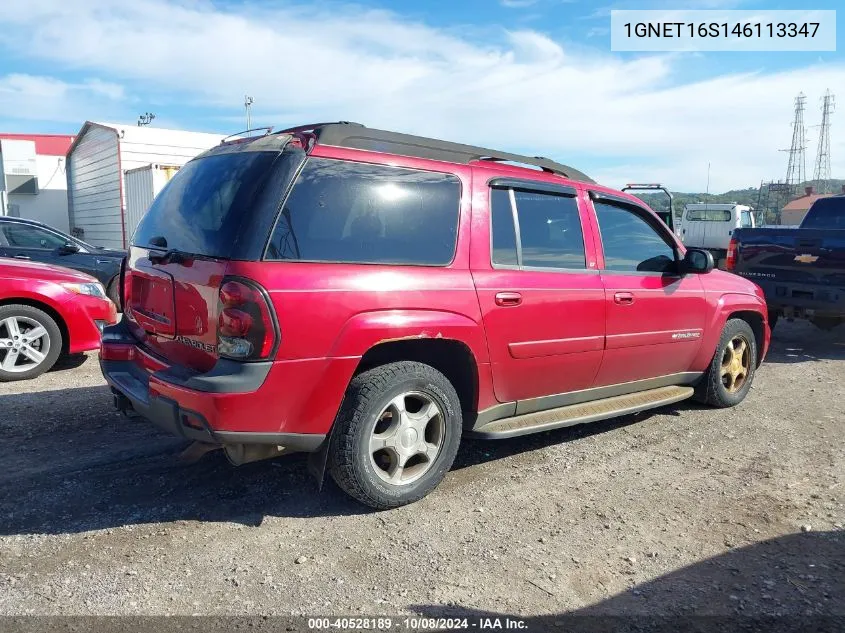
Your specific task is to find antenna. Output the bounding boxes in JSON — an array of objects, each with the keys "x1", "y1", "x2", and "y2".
[
  {"x1": 812, "y1": 90, "x2": 835, "y2": 194},
  {"x1": 781, "y1": 93, "x2": 807, "y2": 195},
  {"x1": 244, "y1": 95, "x2": 254, "y2": 130},
  {"x1": 137, "y1": 112, "x2": 156, "y2": 127}
]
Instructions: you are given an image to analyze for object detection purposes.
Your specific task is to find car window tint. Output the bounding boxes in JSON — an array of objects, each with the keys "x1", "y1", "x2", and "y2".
[
  {"x1": 134, "y1": 151, "x2": 277, "y2": 258},
  {"x1": 490, "y1": 187, "x2": 517, "y2": 266},
  {"x1": 514, "y1": 190, "x2": 586, "y2": 269},
  {"x1": 594, "y1": 202, "x2": 676, "y2": 273},
  {"x1": 1, "y1": 224, "x2": 66, "y2": 249},
  {"x1": 266, "y1": 158, "x2": 461, "y2": 265}
]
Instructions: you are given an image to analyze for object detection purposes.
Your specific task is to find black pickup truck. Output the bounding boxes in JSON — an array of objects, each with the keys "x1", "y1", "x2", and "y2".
[{"x1": 729, "y1": 195, "x2": 845, "y2": 330}]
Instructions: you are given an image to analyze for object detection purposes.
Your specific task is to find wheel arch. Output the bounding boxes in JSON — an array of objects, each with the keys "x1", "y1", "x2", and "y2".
[{"x1": 354, "y1": 337, "x2": 480, "y2": 424}]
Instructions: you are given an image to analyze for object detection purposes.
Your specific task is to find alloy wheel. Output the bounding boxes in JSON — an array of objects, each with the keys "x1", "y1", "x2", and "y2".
[
  {"x1": 0, "y1": 316, "x2": 51, "y2": 374},
  {"x1": 369, "y1": 391, "x2": 446, "y2": 486},
  {"x1": 720, "y1": 335, "x2": 750, "y2": 393}
]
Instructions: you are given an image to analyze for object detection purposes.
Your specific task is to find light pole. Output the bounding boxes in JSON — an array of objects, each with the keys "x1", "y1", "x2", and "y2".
[{"x1": 244, "y1": 96, "x2": 254, "y2": 130}]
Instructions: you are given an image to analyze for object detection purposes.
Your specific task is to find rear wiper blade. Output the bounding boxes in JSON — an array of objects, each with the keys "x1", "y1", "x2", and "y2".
[{"x1": 148, "y1": 248, "x2": 193, "y2": 265}]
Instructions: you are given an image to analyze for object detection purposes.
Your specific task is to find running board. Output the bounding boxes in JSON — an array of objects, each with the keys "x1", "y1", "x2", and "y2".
[{"x1": 469, "y1": 385, "x2": 694, "y2": 439}]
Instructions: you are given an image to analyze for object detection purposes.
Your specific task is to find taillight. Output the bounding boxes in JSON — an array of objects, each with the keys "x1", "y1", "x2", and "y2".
[
  {"x1": 216, "y1": 278, "x2": 278, "y2": 361},
  {"x1": 726, "y1": 238, "x2": 738, "y2": 271}
]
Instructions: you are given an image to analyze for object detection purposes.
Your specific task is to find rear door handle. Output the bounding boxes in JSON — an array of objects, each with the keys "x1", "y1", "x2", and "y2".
[
  {"x1": 614, "y1": 292, "x2": 634, "y2": 305},
  {"x1": 13, "y1": 254, "x2": 31, "y2": 260},
  {"x1": 495, "y1": 291, "x2": 522, "y2": 307}
]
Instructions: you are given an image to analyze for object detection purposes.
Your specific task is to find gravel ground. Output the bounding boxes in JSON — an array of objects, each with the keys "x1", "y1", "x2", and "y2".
[{"x1": 0, "y1": 320, "x2": 842, "y2": 619}]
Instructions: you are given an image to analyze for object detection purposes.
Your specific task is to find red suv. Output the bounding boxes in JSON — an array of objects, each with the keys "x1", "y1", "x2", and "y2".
[{"x1": 101, "y1": 122, "x2": 770, "y2": 509}]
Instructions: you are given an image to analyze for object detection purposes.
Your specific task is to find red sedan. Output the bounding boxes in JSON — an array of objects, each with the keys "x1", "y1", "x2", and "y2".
[{"x1": 0, "y1": 258, "x2": 117, "y2": 381}]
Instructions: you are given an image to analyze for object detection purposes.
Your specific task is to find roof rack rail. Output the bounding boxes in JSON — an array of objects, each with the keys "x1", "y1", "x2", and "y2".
[
  {"x1": 288, "y1": 122, "x2": 592, "y2": 183},
  {"x1": 277, "y1": 121, "x2": 364, "y2": 135},
  {"x1": 221, "y1": 127, "x2": 274, "y2": 144}
]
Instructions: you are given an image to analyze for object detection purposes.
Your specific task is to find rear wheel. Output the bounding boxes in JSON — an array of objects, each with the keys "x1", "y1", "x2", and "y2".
[
  {"x1": 328, "y1": 361, "x2": 462, "y2": 509},
  {"x1": 0, "y1": 305, "x2": 63, "y2": 382},
  {"x1": 695, "y1": 318, "x2": 757, "y2": 408}
]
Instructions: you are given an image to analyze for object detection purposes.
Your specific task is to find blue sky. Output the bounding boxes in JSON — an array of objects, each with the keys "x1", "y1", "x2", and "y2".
[{"x1": 0, "y1": 0, "x2": 842, "y2": 191}]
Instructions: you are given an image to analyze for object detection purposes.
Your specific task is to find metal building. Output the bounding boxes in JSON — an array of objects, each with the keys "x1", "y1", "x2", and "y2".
[{"x1": 66, "y1": 122, "x2": 224, "y2": 248}]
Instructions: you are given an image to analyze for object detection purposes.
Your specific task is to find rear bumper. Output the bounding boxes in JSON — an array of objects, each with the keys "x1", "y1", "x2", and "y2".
[
  {"x1": 752, "y1": 279, "x2": 845, "y2": 319},
  {"x1": 99, "y1": 321, "x2": 328, "y2": 451}
]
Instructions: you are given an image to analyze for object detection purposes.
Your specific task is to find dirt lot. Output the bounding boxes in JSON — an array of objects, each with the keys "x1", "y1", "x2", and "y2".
[{"x1": 0, "y1": 321, "x2": 843, "y2": 620}]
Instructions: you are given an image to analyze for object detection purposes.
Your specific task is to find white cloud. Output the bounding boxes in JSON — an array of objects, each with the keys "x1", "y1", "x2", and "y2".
[
  {"x1": 0, "y1": 0, "x2": 842, "y2": 191},
  {"x1": 0, "y1": 73, "x2": 126, "y2": 123}
]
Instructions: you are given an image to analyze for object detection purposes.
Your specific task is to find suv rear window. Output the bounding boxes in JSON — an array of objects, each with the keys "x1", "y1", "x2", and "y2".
[
  {"x1": 133, "y1": 151, "x2": 278, "y2": 258},
  {"x1": 686, "y1": 208, "x2": 731, "y2": 221},
  {"x1": 265, "y1": 158, "x2": 461, "y2": 265}
]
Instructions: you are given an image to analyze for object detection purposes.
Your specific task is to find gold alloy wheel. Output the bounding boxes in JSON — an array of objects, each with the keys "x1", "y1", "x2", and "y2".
[{"x1": 720, "y1": 335, "x2": 751, "y2": 393}]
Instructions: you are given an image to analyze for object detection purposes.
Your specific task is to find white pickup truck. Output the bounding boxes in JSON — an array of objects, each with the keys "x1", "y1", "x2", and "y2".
[{"x1": 678, "y1": 203, "x2": 755, "y2": 267}]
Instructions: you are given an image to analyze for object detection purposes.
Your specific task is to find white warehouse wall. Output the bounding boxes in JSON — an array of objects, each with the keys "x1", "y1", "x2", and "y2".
[{"x1": 6, "y1": 154, "x2": 71, "y2": 233}]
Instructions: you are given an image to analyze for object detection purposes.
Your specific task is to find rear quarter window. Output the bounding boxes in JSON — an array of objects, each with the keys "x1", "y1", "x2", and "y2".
[{"x1": 265, "y1": 158, "x2": 461, "y2": 265}]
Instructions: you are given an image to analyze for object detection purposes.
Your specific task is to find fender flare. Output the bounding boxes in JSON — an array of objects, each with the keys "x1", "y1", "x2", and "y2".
[
  {"x1": 692, "y1": 292, "x2": 767, "y2": 369},
  {"x1": 327, "y1": 308, "x2": 489, "y2": 363}
]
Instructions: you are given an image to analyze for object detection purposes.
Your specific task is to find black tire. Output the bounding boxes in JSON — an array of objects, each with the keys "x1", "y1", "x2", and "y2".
[
  {"x1": 0, "y1": 304, "x2": 63, "y2": 382},
  {"x1": 106, "y1": 277, "x2": 121, "y2": 311},
  {"x1": 328, "y1": 361, "x2": 462, "y2": 510},
  {"x1": 695, "y1": 318, "x2": 757, "y2": 408}
]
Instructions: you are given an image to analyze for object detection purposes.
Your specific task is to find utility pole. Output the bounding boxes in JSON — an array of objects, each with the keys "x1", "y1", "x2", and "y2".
[
  {"x1": 244, "y1": 95, "x2": 254, "y2": 130},
  {"x1": 781, "y1": 93, "x2": 807, "y2": 195},
  {"x1": 812, "y1": 90, "x2": 835, "y2": 194}
]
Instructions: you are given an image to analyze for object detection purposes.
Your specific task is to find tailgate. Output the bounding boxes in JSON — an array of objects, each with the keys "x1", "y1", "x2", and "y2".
[{"x1": 126, "y1": 247, "x2": 227, "y2": 373}]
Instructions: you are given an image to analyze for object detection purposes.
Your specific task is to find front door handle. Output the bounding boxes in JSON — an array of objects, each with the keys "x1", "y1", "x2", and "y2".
[
  {"x1": 495, "y1": 291, "x2": 522, "y2": 307},
  {"x1": 13, "y1": 254, "x2": 31, "y2": 260},
  {"x1": 614, "y1": 292, "x2": 634, "y2": 305}
]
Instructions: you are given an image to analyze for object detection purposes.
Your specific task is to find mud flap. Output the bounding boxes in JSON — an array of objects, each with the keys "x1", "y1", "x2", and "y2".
[{"x1": 307, "y1": 426, "x2": 334, "y2": 492}]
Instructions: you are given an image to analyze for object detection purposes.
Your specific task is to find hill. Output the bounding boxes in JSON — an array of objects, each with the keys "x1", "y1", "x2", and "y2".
[{"x1": 631, "y1": 179, "x2": 845, "y2": 223}]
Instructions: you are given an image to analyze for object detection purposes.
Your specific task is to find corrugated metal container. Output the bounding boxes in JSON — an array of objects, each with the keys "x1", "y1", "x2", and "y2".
[
  {"x1": 124, "y1": 164, "x2": 179, "y2": 242},
  {"x1": 67, "y1": 122, "x2": 224, "y2": 248}
]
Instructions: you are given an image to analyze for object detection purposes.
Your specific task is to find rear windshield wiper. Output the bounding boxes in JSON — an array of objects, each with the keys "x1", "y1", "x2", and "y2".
[{"x1": 148, "y1": 248, "x2": 193, "y2": 265}]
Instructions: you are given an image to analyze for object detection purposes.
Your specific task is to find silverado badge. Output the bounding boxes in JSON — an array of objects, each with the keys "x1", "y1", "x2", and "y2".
[{"x1": 794, "y1": 253, "x2": 819, "y2": 264}]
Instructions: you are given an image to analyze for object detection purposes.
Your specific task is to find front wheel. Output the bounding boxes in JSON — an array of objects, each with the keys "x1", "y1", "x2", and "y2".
[
  {"x1": 695, "y1": 318, "x2": 757, "y2": 408},
  {"x1": 0, "y1": 304, "x2": 63, "y2": 382},
  {"x1": 328, "y1": 361, "x2": 462, "y2": 510}
]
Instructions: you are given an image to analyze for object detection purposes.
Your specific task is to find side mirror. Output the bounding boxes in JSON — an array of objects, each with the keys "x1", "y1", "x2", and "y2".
[
  {"x1": 56, "y1": 243, "x2": 80, "y2": 256},
  {"x1": 682, "y1": 248, "x2": 714, "y2": 274}
]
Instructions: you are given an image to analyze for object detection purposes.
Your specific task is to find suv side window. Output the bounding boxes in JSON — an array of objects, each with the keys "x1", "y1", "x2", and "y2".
[
  {"x1": 594, "y1": 201, "x2": 676, "y2": 273},
  {"x1": 490, "y1": 186, "x2": 586, "y2": 270},
  {"x1": 0, "y1": 223, "x2": 66, "y2": 250},
  {"x1": 266, "y1": 158, "x2": 461, "y2": 265}
]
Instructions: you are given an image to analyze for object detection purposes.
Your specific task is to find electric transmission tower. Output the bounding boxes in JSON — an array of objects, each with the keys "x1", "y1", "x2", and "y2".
[
  {"x1": 782, "y1": 92, "x2": 807, "y2": 194},
  {"x1": 812, "y1": 90, "x2": 835, "y2": 194}
]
